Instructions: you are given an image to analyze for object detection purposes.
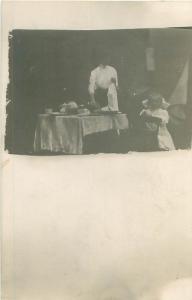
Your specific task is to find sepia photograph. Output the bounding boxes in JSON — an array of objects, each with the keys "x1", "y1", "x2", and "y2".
[
  {"x1": 2, "y1": 2, "x2": 192, "y2": 300},
  {"x1": 6, "y1": 27, "x2": 192, "y2": 155}
]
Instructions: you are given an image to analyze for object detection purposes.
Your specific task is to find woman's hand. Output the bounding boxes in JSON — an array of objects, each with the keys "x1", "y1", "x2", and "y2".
[
  {"x1": 89, "y1": 93, "x2": 96, "y2": 105},
  {"x1": 111, "y1": 77, "x2": 116, "y2": 84}
]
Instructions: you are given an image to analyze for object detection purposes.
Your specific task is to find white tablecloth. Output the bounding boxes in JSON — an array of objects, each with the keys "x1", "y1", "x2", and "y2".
[{"x1": 34, "y1": 114, "x2": 129, "y2": 154}]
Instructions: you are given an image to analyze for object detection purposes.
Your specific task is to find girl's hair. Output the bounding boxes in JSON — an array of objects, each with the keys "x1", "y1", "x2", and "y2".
[{"x1": 148, "y1": 91, "x2": 164, "y2": 103}]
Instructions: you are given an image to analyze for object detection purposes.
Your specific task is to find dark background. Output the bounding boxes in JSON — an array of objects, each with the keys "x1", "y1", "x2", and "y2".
[{"x1": 6, "y1": 28, "x2": 192, "y2": 153}]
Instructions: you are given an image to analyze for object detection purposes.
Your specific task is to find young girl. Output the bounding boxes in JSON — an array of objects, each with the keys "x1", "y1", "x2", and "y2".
[{"x1": 140, "y1": 93, "x2": 175, "y2": 151}]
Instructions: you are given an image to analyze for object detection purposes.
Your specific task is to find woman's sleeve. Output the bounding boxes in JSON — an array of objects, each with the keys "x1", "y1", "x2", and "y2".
[
  {"x1": 114, "y1": 69, "x2": 118, "y2": 87},
  {"x1": 88, "y1": 71, "x2": 96, "y2": 94}
]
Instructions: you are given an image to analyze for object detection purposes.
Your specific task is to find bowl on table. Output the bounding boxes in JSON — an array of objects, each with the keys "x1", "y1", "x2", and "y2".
[{"x1": 87, "y1": 102, "x2": 100, "y2": 112}]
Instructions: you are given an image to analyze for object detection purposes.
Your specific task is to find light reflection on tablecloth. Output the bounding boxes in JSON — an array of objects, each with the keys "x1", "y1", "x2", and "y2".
[{"x1": 34, "y1": 114, "x2": 129, "y2": 154}]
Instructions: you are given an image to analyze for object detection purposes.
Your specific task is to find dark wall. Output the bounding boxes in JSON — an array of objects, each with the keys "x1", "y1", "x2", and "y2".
[
  {"x1": 150, "y1": 28, "x2": 192, "y2": 101},
  {"x1": 6, "y1": 29, "x2": 149, "y2": 153}
]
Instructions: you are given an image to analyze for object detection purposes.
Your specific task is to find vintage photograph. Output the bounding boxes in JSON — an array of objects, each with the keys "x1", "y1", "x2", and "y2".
[
  {"x1": 5, "y1": 28, "x2": 192, "y2": 155},
  {"x1": 2, "y1": 2, "x2": 192, "y2": 300}
]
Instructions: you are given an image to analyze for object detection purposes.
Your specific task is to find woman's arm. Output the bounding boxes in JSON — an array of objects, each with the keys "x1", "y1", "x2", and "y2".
[{"x1": 88, "y1": 71, "x2": 96, "y2": 104}]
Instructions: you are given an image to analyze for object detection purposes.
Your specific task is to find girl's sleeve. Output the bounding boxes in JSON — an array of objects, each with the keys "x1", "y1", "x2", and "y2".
[
  {"x1": 160, "y1": 110, "x2": 169, "y2": 124},
  {"x1": 140, "y1": 109, "x2": 152, "y2": 116}
]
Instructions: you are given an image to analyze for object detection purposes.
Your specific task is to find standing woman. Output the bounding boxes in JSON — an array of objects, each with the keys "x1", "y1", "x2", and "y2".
[{"x1": 88, "y1": 52, "x2": 119, "y2": 111}]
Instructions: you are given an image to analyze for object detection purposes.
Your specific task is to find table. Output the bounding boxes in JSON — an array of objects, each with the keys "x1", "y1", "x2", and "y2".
[{"x1": 34, "y1": 114, "x2": 129, "y2": 154}]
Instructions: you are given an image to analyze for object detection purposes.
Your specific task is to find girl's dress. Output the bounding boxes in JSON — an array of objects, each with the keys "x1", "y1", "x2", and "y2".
[{"x1": 140, "y1": 108, "x2": 175, "y2": 151}]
